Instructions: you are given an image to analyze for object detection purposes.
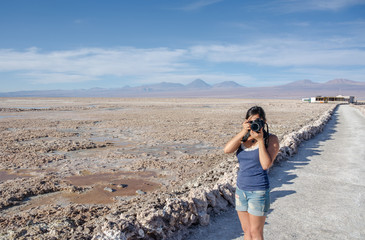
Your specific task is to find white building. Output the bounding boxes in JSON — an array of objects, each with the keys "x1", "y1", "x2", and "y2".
[{"x1": 307, "y1": 95, "x2": 355, "y2": 103}]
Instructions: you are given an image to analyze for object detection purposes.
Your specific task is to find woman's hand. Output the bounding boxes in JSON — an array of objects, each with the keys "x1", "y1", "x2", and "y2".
[
  {"x1": 242, "y1": 119, "x2": 251, "y2": 132},
  {"x1": 250, "y1": 128, "x2": 264, "y2": 142}
]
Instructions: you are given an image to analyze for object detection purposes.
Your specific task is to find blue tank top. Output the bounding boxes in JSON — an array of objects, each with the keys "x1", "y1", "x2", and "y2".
[{"x1": 236, "y1": 144, "x2": 270, "y2": 190}]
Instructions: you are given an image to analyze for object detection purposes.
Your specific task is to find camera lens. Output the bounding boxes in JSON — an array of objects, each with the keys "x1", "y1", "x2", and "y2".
[
  {"x1": 251, "y1": 122, "x2": 260, "y2": 132},
  {"x1": 250, "y1": 119, "x2": 264, "y2": 132}
]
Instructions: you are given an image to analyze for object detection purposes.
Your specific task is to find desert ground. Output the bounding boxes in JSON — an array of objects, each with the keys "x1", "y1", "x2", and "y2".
[{"x1": 0, "y1": 98, "x2": 335, "y2": 239}]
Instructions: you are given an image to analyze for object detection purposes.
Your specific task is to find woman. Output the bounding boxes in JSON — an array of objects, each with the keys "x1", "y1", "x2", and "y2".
[{"x1": 224, "y1": 106, "x2": 280, "y2": 240}]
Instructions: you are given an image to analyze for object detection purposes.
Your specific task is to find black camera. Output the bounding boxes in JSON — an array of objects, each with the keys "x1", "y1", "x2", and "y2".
[{"x1": 250, "y1": 119, "x2": 265, "y2": 132}]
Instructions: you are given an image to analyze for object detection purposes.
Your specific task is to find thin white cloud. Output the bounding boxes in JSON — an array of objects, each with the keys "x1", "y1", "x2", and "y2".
[
  {"x1": 0, "y1": 37, "x2": 364, "y2": 86},
  {"x1": 264, "y1": 0, "x2": 365, "y2": 12},
  {"x1": 180, "y1": 0, "x2": 224, "y2": 11},
  {"x1": 22, "y1": 72, "x2": 97, "y2": 84},
  {"x1": 188, "y1": 38, "x2": 365, "y2": 67},
  {"x1": 0, "y1": 47, "x2": 188, "y2": 84},
  {"x1": 307, "y1": 0, "x2": 365, "y2": 11}
]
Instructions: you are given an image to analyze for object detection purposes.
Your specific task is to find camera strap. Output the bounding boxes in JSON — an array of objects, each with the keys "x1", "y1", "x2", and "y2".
[{"x1": 242, "y1": 131, "x2": 250, "y2": 142}]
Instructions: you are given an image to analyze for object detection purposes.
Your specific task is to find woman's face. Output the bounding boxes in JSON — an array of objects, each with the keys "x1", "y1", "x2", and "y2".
[{"x1": 247, "y1": 114, "x2": 261, "y2": 122}]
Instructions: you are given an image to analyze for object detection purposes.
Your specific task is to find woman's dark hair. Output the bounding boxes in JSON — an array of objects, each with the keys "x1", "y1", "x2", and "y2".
[
  {"x1": 244, "y1": 106, "x2": 270, "y2": 147},
  {"x1": 245, "y1": 106, "x2": 266, "y2": 122}
]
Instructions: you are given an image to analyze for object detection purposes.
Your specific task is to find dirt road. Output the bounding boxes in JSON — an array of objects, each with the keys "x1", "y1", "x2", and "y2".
[{"x1": 186, "y1": 104, "x2": 365, "y2": 239}]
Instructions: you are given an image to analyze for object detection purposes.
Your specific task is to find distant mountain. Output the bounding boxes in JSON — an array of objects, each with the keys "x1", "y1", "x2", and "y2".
[
  {"x1": 283, "y1": 79, "x2": 318, "y2": 87},
  {"x1": 134, "y1": 82, "x2": 185, "y2": 92},
  {"x1": 148, "y1": 82, "x2": 184, "y2": 89},
  {"x1": 213, "y1": 81, "x2": 243, "y2": 88},
  {"x1": 324, "y1": 79, "x2": 360, "y2": 85},
  {"x1": 186, "y1": 79, "x2": 211, "y2": 89},
  {"x1": 0, "y1": 79, "x2": 364, "y2": 99}
]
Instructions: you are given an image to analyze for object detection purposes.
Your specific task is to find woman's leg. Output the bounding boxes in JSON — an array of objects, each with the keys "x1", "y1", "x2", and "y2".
[
  {"x1": 237, "y1": 211, "x2": 252, "y2": 240},
  {"x1": 248, "y1": 214, "x2": 266, "y2": 240}
]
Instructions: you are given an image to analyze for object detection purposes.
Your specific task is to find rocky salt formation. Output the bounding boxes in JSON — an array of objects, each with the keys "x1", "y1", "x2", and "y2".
[
  {"x1": 91, "y1": 105, "x2": 337, "y2": 240},
  {"x1": 0, "y1": 118, "x2": 108, "y2": 170},
  {"x1": 0, "y1": 176, "x2": 62, "y2": 210}
]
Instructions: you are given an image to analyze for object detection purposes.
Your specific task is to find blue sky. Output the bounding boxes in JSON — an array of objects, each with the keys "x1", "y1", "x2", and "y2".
[{"x1": 1, "y1": 0, "x2": 365, "y2": 92}]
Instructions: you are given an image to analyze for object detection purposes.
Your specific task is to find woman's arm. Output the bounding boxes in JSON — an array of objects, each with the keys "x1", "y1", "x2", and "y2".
[
  {"x1": 224, "y1": 129, "x2": 247, "y2": 154},
  {"x1": 224, "y1": 120, "x2": 251, "y2": 154},
  {"x1": 255, "y1": 134, "x2": 280, "y2": 170}
]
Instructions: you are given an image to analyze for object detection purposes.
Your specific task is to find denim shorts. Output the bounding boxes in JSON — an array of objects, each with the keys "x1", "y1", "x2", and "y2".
[{"x1": 235, "y1": 187, "x2": 270, "y2": 216}]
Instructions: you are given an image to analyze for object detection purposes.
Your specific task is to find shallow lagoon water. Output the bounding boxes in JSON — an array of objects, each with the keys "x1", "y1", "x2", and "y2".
[
  {"x1": 0, "y1": 170, "x2": 32, "y2": 183},
  {"x1": 0, "y1": 116, "x2": 18, "y2": 119}
]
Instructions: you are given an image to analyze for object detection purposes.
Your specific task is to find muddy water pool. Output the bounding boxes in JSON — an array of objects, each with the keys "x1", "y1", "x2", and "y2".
[{"x1": 0, "y1": 170, "x2": 32, "y2": 183}]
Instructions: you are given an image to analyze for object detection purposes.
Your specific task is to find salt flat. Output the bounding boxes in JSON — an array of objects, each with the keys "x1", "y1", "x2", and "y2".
[{"x1": 0, "y1": 98, "x2": 335, "y2": 239}]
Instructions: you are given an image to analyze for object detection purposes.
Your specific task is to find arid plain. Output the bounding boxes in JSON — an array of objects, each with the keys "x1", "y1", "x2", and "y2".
[{"x1": 0, "y1": 98, "x2": 335, "y2": 239}]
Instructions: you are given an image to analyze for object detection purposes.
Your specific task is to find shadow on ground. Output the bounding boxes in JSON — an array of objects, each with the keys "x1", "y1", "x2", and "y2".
[{"x1": 268, "y1": 106, "x2": 339, "y2": 216}]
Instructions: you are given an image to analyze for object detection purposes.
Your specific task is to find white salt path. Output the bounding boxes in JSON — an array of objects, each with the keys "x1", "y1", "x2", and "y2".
[{"x1": 186, "y1": 104, "x2": 365, "y2": 240}]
